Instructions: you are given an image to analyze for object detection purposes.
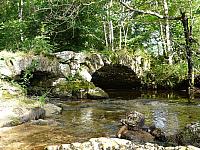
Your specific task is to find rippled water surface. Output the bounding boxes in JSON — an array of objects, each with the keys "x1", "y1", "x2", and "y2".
[
  {"x1": 59, "y1": 90, "x2": 200, "y2": 138},
  {"x1": 1, "y1": 90, "x2": 200, "y2": 149}
]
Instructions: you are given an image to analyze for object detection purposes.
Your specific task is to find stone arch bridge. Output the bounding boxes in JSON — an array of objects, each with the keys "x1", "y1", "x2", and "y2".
[
  {"x1": 54, "y1": 51, "x2": 150, "y2": 81},
  {"x1": 55, "y1": 51, "x2": 150, "y2": 89},
  {"x1": 0, "y1": 50, "x2": 150, "y2": 89}
]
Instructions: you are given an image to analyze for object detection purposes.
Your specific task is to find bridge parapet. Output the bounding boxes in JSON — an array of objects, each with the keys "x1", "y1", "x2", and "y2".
[{"x1": 54, "y1": 50, "x2": 151, "y2": 81}]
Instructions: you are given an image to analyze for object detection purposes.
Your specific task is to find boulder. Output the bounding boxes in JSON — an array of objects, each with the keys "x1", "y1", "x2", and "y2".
[
  {"x1": 0, "y1": 51, "x2": 61, "y2": 79},
  {"x1": 87, "y1": 87, "x2": 109, "y2": 99},
  {"x1": 117, "y1": 125, "x2": 154, "y2": 143},
  {"x1": 0, "y1": 105, "x2": 27, "y2": 127},
  {"x1": 53, "y1": 51, "x2": 75, "y2": 62},
  {"x1": 78, "y1": 67, "x2": 92, "y2": 82},
  {"x1": 117, "y1": 111, "x2": 167, "y2": 143},
  {"x1": 51, "y1": 78, "x2": 98, "y2": 99},
  {"x1": 59, "y1": 64, "x2": 71, "y2": 77},
  {"x1": 43, "y1": 103, "x2": 62, "y2": 117},
  {"x1": 0, "y1": 79, "x2": 23, "y2": 98},
  {"x1": 162, "y1": 122, "x2": 200, "y2": 147},
  {"x1": 20, "y1": 107, "x2": 45, "y2": 123},
  {"x1": 51, "y1": 79, "x2": 72, "y2": 98},
  {"x1": 54, "y1": 51, "x2": 86, "y2": 64},
  {"x1": 186, "y1": 122, "x2": 200, "y2": 137},
  {"x1": 89, "y1": 53, "x2": 104, "y2": 71},
  {"x1": 121, "y1": 111, "x2": 145, "y2": 130},
  {"x1": 0, "y1": 105, "x2": 46, "y2": 127},
  {"x1": 0, "y1": 80, "x2": 46, "y2": 127},
  {"x1": 45, "y1": 137, "x2": 199, "y2": 150}
]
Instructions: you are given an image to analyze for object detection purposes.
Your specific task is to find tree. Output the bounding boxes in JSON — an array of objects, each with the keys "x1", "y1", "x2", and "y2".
[{"x1": 120, "y1": 0, "x2": 198, "y2": 98}]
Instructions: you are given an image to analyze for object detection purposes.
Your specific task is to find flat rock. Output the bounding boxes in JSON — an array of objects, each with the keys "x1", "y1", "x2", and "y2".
[
  {"x1": 45, "y1": 137, "x2": 200, "y2": 150},
  {"x1": 87, "y1": 87, "x2": 109, "y2": 99},
  {"x1": 43, "y1": 103, "x2": 62, "y2": 117}
]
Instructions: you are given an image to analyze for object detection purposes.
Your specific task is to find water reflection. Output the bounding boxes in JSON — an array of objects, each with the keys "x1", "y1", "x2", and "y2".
[
  {"x1": 153, "y1": 108, "x2": 167, "y2": 129},
  {"x1": 59, "y1": 90, "x2": 200, "y2": 140},
  {"x1": 152, "y1": 107, "x2": 179, "y2": 135},
  {"x1": 80, "y1": 108, "x2": 93, "y2": 128},
  {"x1": 168, "y1": 112, "x2": 179, "y2": 134}
]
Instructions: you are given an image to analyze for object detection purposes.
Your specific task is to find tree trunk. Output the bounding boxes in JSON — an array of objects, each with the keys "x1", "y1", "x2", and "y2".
[
  {"x1": 119, "y1": 4, "x2": 125, "y2": 50},
  {"x1": 159, "y1": 21, "x2": 167, "y2": 56},
  {"x1": 103, "y1": 20, "x2": 109, "y2": 48},
  {"x1": 19, "y1": 0, "x2": 24, "y2": 42},
  {"x1": 120, "y1": 0, "x2": 194, "y2": 98},
  {"x1": 109, "y1": 20, "x2": 114, "y2": 51},
  {"x1": 119, "y1": 24, "x2": 122, "y2": 49},
  {"x1": 124, "y1": 26, "x2": 129, "y2": 48},
  {"x1": 163, "y1": 0, "x2": 172, "y2": 64},
  {"x1": 109, "y1": 0, "x2": 114, "y2": 51},
  {"x1": 181, "y1": 11, "x2": 193, "y2": 99}
]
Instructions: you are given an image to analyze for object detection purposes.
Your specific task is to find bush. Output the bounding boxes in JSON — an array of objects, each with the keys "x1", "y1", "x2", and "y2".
[
  {"x1": 143, "y1": 60, "x2": 187, "y2": 89},
  {"x1": 21, "y1": 35, "x2": 53, "y2": 54}
]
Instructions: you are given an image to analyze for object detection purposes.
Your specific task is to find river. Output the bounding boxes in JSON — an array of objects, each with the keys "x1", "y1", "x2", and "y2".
[
  {"x1": 1, "y1": 90, "x2": 200, "y2": 150},
  {"x1": 59, "y1": 90, "x2": 200, "y2": 138}
]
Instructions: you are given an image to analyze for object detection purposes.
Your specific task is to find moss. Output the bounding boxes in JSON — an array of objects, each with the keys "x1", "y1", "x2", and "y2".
[
  {"x1": 19, "y1": 97, "x2": 38, "y2": 106},
  {"x1": 2, "y1": 91, "x2": 15, "y2": 99},
  {"x1": 51, "y1": 76, "x2": 96, "y2": 98},
  {"x1": 58, "y1": 80, "x2": 95, "y2": 94},
  {"x1": 9, "y1": 117, "x2": 21, "y2": 126}
]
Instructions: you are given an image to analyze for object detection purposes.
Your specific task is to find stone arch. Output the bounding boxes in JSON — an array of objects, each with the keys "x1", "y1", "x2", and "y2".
[
  {"x1": 16, "y1": 70, "x2": 58, "y2": 95},
  {"x1": 91, "y1": 64, "x2": 141, "y2": 89}
]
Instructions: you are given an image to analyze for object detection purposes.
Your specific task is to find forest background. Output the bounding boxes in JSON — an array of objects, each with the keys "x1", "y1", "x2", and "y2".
[{"x1": 1, "y1": 0, "x2": 200, "y2": 91}]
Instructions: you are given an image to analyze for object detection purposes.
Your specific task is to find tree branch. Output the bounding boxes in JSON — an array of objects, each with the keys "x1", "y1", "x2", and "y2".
[
  {"x1": 120, "y1": 1, "x2": 181, "y2": 20},
  {"x1": 120, "y1": 1, "x2": 164, "y2": 19},
  {"x1": 82, "y1": 2, "x2": 96, "y2": 6}
]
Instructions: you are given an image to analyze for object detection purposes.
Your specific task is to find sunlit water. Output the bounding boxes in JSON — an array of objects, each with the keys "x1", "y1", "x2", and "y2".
[
  {"x1": 1, "y1": 90, "x2": 200, "y2": 149},
  {"x1": 58, "y1": 90, "x2": 200, "y2": 138}
]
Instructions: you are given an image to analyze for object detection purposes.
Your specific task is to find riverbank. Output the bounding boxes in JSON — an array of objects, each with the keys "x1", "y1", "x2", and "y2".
[
  {"x1": 0, "y1": 94, "x2": 200, "y2": 149},
  {"x1": 0, "y1": 51, "x2": 200, "y2": 149},
  {"x1": 46, "y1": 137, "x2": 199, "y2": 150},
  {"x1": 1, "y1": 126, "x2": 199, "y2": 150}
]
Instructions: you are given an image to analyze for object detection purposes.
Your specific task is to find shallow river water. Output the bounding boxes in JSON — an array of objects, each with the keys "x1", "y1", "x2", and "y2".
[
  {"x1": 1, "y1": 90, "x2": 200, "y2": 150},
  {"x1": 59, "y1": 90, "x2": 200, "y2": 138}
]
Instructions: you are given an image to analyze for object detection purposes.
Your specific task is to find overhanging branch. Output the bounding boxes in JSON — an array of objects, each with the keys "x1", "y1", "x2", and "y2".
[
  {"x1": 120, "y1": 1, "x2": 181, "y2": 20},
  {"x1": 120, "y1": 1, "x2": 164, "y2": 19}
]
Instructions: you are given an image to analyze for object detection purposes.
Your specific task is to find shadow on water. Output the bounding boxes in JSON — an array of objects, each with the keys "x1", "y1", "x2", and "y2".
[
  {"x1": 2, "y1": 90, "x2": 200, "y2": 149},
  {"x1": 105, "y1": 89, "x2": 189, "y2": 100},
  {"x1": 59, "y1": 89, "x2": 200, "y2": 140}
]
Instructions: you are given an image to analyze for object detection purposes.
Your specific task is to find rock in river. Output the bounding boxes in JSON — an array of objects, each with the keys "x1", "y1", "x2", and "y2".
[{"x1": 87, "y1": 87, "x2": 109, "y2": 99}]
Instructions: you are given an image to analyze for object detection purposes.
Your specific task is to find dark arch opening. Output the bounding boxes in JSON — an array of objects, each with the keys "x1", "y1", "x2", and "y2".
[
  {"x1": 16, "y1": 71, "x2": 56, "y2": 96},
  {"x1": 91, "y1": 64, "x2": 141, "y2": 90}
]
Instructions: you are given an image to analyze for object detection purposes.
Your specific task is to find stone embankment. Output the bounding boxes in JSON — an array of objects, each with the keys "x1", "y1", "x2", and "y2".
[
  {"x1": 45, "y1": 137, "x2": 199, "y2": 150},
  {"x1": 0, "y1": 97, "x2": 62, "y2": 128},
  {"x1": 0, "y1": 79, "x2": 62, "y2": 127},
  {"x1": 0, "y1": 50, "x2": 149, "y2": 81},
  {"x1": 0, "y1": 50, "x2": 149, "y2": 98}
]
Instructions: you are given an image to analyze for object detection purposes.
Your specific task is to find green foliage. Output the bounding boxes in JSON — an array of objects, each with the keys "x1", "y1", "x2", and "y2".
[
  {"x1": 0, "y1": 0, "x2": 199, "y2": 55},
  {"x1": 19, "y1": 60, "x2": 39, "y2": 89},
  {"x1": 0, "y1": 20, "x2": 26, "y2": 51},
  {"x1": 66, "y1": 73, "x2": 95, "y2": 94},
  {"x1": 65, "y1": 73, "x2": 84, "y2": 82},
  {"x1": 55, "y1": 73, "x2": 95, "y2": 97},
  {"x1": 67, "y1": 80, "x2": 95, "y2": 96},
  {"x1": 39, "y1": 91, "x2": 48, "y2": 106},
  {"x1": 99, "y1": 49, "x2": 115, "y2": 57},
  {"x1": 99, "y1": 49, "x2": 117, "y2": 63},
  {"x1": 21, "y1": 35, "x2": 53, "y2": 54},
  {"x1": 1, "y1": 0, "x2": 200, "y2": 93},
  {"x1": 143, "y1": 60, "x2": 188, "y2": 89}
]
